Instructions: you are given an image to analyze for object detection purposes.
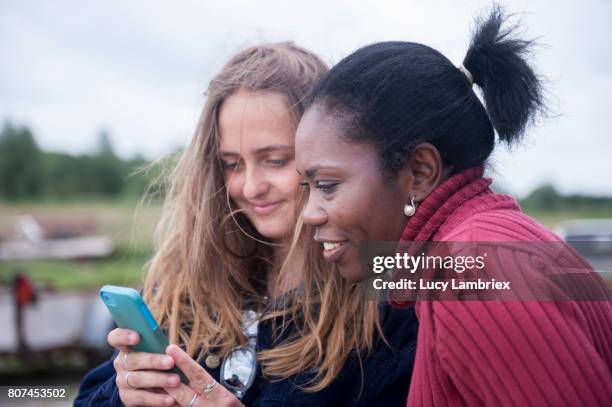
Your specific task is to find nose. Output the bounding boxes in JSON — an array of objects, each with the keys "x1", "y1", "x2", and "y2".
[
  {"x1": 242, "y1": 165, "x2": 270, "y2": 200},
  {"x1": 302, "y1": 192, "x2": 327, "y2": 226}
]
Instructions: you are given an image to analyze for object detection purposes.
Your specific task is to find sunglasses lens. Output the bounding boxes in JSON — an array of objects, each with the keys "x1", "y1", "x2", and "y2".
[{"x1": 222, "y1": 347, "x2": 256, "y2": 389}]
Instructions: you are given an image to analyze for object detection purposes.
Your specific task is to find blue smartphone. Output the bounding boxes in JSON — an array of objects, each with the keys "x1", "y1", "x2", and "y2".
[{"x1": 99, "y1": 285, "x2": 188, "y2": 383}]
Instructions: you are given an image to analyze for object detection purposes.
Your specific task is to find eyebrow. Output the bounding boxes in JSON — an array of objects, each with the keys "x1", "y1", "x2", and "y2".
[
  {"x1": 255, "y1": 144, "x2": 293, "y2": 154},
  {"x1": 219, "y1": 144, "x2": 293, "y2": 157},
  {"x1": 298, "y1": 165, "x2": 341, "y2": 179}
]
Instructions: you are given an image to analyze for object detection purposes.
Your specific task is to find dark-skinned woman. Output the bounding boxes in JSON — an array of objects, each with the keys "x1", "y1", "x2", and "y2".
[{"x1": 295, "y1": 6, "x2": 611, "y2": 407}]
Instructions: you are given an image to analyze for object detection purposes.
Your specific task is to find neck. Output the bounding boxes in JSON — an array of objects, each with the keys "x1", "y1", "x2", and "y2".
[{"x1": 267, "y1": 239, "x2": 303, "y2": 299}]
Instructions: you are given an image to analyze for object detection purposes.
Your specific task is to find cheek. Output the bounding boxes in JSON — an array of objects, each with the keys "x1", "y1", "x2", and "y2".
[
  {"x1": 271, "y1": 167, "x2": 301, "y2": 199},
  {"x1": 328, "y1": 200, "x2": 356, "y2": 227},
  {"x1": 364, "y1": 186, "x2": 406, "y2": 239},
  {"x1": 225, "y1": 173, "x2": 244, "y2": 203},
  {"x1": 329, "y1": 184, "x2": 372, "y2": 227},
  {"x1": 330, "y1": 183, "x2": 402, "y2": 240}
]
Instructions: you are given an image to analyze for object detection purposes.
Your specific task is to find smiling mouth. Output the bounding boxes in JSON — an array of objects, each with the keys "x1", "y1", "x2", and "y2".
[
  {"x1": 321, "y1": 241, "x2": 348, "y2": 262},
  {"x1": 250, "y1": 201, "x2": 282, "y2": 216}
]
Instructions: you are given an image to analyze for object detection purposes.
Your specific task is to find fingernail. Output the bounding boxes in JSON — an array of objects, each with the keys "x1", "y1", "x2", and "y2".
[
  {"x1": 128, "y1": 333, "x2": 137, "y2": 343},
  {"x1": 167, "y1": 376, "x2": 179, "y2": 386},
  {"x1": 161, "y1": 356, "x2": 173, "y2": 368},
  {"x1": 165, "y1": 396, "x2": 174, "y2": 405}
]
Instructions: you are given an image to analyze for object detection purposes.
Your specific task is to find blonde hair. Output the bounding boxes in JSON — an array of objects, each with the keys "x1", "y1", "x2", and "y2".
[
  {"x1": 143, "y1": 42, "x2": 382, "y2": 392},
  {"x1": 259, "y1": 214, "x2": 383, "y2": 391}
]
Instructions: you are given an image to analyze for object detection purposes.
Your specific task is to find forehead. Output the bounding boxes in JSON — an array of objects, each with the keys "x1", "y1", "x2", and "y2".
[
  {"x1": 218, "y1": 89, "x2": 295, "y2": 152},
  {"x1": 295, "y1": 107, "x2": 380, "y2": 174}
]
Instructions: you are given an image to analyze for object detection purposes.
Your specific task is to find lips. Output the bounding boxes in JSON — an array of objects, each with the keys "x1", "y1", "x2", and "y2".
[
  {"x1": 249, "y1": 201, "x2": 283, "y2": 216},
  {"x1": 323, "y1": 242, "x2": 344, "y2": 251},
  {"x1": 316, "y1": 238, "x2": 349, "y2": 263}
]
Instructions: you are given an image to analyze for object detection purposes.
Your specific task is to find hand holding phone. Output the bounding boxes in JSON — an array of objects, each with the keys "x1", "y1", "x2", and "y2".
[
  {"x1": 100, "y1": 285, "x2": 173, "y2": 354},
  {"x1": 100, "y1": 285, "x2": 189, "y2": 406},
  {"x1": 106, "y1": 328, "x2": 179, "y2": 407}
]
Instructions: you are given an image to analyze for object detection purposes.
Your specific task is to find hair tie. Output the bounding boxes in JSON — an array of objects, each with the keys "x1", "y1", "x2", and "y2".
[{"x1": 457, "y1": 64, "x2": 474, "y2": 86}]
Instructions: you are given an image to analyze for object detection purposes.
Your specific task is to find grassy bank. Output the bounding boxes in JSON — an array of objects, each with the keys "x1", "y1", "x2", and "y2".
[
  {"x1": 0, "y1": 198, "x2": 160, "y2": 291},
  {"x1": 0, "y1": 249, "x2": 149, "y2": 291}
]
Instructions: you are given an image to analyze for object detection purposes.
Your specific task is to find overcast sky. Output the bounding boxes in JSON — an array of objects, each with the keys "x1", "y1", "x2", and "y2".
[{"x1": 1, "y1": 0, "x2": 611, "y2": 197}]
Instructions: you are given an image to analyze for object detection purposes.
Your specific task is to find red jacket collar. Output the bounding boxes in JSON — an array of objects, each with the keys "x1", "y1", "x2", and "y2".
[{"x1": 399, "y1": 166, "x2": 519, "y2": 242}]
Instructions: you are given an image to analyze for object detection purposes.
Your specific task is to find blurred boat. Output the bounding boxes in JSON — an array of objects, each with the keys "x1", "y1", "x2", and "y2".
[{"x1": 0, "y1": 215, "x2": 114, "y2": 261}]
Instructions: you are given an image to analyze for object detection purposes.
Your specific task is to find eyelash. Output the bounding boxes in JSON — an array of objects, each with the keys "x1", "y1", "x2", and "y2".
[
  {"x1": 222, "y1": 158, "x2": 287, "y2": 170},
  {"x1": 223, "y1": 161, "x2": 240, "y2": 170},
  {"x1": 223, "y1": 159, "x2": 287, "y2": 170},
  {"x1": 300, "y1": 181, "x2": 338, "y2": 194},
  {"x1": 317, "y1": 182, "x2": 338, "y2": 193},
  {"x1": 267, "y1": 159, "x2": 287, "y2": 167}
]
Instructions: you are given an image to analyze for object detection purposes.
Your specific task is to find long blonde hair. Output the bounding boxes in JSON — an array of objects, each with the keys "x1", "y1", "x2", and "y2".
[
  {"x1": 143, "y1": 42, "x2": 382, "y2": 392},
  {"x1": 260, "y1": 215, "x2": 383, "y2": 391}
]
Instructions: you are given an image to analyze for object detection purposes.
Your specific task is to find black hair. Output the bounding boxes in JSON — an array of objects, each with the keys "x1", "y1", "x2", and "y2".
[{"x1": 305, "y1": 5, "x2": 545, "y2": 175}]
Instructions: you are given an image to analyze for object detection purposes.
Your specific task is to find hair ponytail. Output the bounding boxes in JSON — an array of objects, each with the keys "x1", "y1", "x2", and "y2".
[
  {"x1": 463, "y1": 5, "x2": 545, "y2": 144},
  {"x1": 306, "y1": 4, "x2": 547, "y2": 175}
]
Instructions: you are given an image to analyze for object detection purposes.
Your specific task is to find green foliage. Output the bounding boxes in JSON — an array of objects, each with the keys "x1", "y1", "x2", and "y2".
[
  {"x1": 521, "y1": 183, "x2": 560, "y2": 210},
  {"x1": 97, "y1": 129, "x2": 115, "y2": 156},
  {"x1": 0, "y1": 122, "x2": 45, "y2": 200},
  {"x1": 521, "y1": 183, "x2": 612, "y2": 212},
  {"x1": 0, "y1": 255, "x2": 145, "y2": 291},
  {"x1": 0, "y1": 121, "x2": 154, "y2": 200}
]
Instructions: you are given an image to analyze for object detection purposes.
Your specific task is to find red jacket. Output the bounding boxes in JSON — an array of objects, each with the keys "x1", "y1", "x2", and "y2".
[{"x1": 402, "y1": 167, "x2": 612, "y2": 406}]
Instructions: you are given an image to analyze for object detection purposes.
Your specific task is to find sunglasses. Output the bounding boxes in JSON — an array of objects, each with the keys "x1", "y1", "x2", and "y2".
[{"x1": 220, "y1": 309, "x2": 259, "y2": 399}]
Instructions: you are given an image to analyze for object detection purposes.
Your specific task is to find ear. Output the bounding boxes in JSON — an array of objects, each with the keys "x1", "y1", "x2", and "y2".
[{"x1": 397, "y1": 143, "x2": 444, "y2": 202}]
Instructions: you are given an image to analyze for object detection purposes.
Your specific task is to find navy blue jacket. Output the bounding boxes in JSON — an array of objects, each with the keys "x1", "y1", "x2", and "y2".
[{"x1": 74, "y1": 302, "x2": 417, "y2": 406}]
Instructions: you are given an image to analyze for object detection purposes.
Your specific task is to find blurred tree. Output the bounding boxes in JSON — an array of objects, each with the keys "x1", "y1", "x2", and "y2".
[
  {"x1": 0, "y1": 121, "x2": 158, "y2": 200},
  {"x1": 96, "y1": 129, "x2": 115, "y2": 157},
  {"x1": 0, "y1": 122, "x2": 44, "y2": 200},
  {"x1": 45, "y1": 152, "x2": 87, "y2": 197},
  {"x1": 123, "y1": 155, "x2": 150, "y2": 197},
  {"x1": 94, "y1": 130, "x2": 123, "y2": 196},
  {"x1": 522, "y1": 183, "x2": 560, "y2": 210},
  {"x1": 520, "y1": 183, "x2": 612, "y2": 213}
]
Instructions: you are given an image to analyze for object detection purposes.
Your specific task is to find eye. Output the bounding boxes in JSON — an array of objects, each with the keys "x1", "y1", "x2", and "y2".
[
  {"x1": 222, "y1": 160, "x2": 241, "y2": 171},
  {"x1": 266, "y1": 158, "x2": 287, "y2": 167},
  {"x1": 315, "y1": 181, "x2": 338, "y2": 194}
]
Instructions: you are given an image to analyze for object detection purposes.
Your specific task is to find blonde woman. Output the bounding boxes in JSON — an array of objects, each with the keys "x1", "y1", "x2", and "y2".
[{"x1": 76, "y1": 42, "x2": 418, "y2": 407}]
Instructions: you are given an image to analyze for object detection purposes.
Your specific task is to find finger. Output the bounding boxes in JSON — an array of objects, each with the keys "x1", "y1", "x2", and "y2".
[
  {"x1": 113, "y1": 351, "x2": 142, "y2": 372},
  {"x1": 118, "y1": 371, "x2": 181, "y2": 389},
  {"x1": 113, "y1": 351, "x2": 128, "y2": 372},
  {"x1": 108, "y1": 328, "x2": 140, "y2": 349},
  {"x1": 153, "y1": 388, "x2": 184, "y2": 407},
  {"x1": 116, "y1": 351, "x2": 175, "y2": 371},
  {"x1": 166, "y1": 345, "x2": 212, "y2": 390},
  {"x1": 164, "y1": 383, "x2": 241, "y2": 407},
  {"x1": 120, "y1": 388, "x2": 175, "y2": 407},
  {"x1": 163, "y1": 384, "x2": 197, "y2": 407}
]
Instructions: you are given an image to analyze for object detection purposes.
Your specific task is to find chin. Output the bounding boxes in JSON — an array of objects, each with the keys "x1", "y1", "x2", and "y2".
[
  {"x1": 256, "y1": 224, "x2": 292, "y2": 241},
  {"x1": 250, "y1": 211, "x2": 294, "y2": 241},
  {"x1": 337, "y1": 264, "x2": 366, "y2": 283}
]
